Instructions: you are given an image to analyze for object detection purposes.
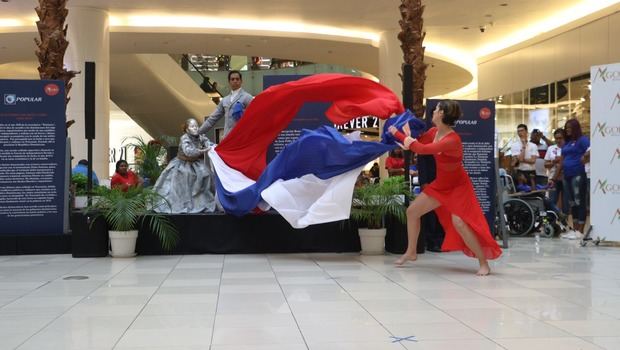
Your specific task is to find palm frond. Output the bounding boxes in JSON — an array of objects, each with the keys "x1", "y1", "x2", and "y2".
[
  {"x1": 351, "y1": 177, "x2": 411, "y2": 229},
  {"x1": 86, "y1": 186, "x2": 178, "y2": 250}
]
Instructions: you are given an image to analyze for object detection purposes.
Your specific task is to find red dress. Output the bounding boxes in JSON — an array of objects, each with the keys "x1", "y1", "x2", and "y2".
[
  {"x1": 395, "y1": 127, "x2": 502, "y2": 259},
  {"x1": 111, "y1": 170, "x2": 140, "y2": 192}
]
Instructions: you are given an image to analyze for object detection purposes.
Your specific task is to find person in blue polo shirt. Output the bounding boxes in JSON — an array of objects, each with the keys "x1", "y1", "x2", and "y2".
[{"x1": 72, "y1": 159, "x2": 99, "y2": 186}]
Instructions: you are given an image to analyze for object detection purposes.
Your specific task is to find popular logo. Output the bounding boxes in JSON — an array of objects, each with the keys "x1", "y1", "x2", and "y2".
[
  {"x1": 3, "y1": 94, "x2": 17, "y2": 105},
  {"x1": 593, "y1": 66, "x2": 620, "y2": 83},
  {"x1": 594, "y1": 179, "x2": 620, "y2": 194},
  {"x1": 44, "y1": 83, "x2": 60, "y2": 96},
  {"x1": 593, "y1": 122, "x2": 620, "y2": 138},
  {"x1": 611, "y1": 208, "x2": 620, "y2": 224},
  {"x1": 479, "y1": 107, "x2": 492, "y2": 120},
  {"x1": 612, "y1": 93, "x2": 620, "y2": 110},
  {"x1": 611, "y1": 148, "x2": 620, "y2": 165}
]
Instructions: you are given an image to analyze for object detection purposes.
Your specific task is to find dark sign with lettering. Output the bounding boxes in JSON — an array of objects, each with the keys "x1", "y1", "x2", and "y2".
[
  {"x1": 0, "y1": 80, "x2": 66, "y2": 235},
  {"x1": 264, "y1": 75, "x2": 331, "y2": 162},
  {"x1": 426, "y1": 99, "x2": 496, "y2": 231}
]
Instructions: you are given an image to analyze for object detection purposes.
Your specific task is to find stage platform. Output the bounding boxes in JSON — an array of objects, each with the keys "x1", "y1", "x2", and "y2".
[{"x1": 1, "y1": 211, "x2": 412, "y2": 256}]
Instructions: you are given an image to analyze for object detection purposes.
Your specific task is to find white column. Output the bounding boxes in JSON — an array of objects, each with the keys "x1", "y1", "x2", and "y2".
[
  {"x1": 378, "y1": 30, "x2": 404, "y2": 98},
  {"x1": 64, "y1": 7, "x2": 110, "y2": 179},
  {"x1": 378, "y1": 30, "x2": 404, "y2": 178}
]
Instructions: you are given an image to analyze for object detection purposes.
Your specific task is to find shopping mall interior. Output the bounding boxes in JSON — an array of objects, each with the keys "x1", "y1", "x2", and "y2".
[{"x1": 1, "y1": 1, "x2": 620, "y2": 349}]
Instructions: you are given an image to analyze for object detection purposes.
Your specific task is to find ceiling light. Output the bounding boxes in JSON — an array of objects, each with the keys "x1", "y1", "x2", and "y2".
[
  {"x1": 109, "y1": 15, "x2": 380, "y2": 45},
  {"x1": 477, "y1": 0, "x2": 620, "y2": 57}
]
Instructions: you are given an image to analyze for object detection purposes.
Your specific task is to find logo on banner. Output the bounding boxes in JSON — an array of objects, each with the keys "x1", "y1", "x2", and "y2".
[
  {"x1": 612, "y1": 209, "x2": 620, "y2": 224},
  {"x1": 593, "y1": 122, "x2": 620, "y2": 138},
  {"x1": 594, "y1": 179, "x2": 620, "y2": 194},
  {"x1": 593, "y1": 66, "x2": 620, "y2": 83},
  {"x1": 2, "y1": 94, "x2": 43, "y2": 105},
  {"x1": 611, "y1": 148, "x2": 620, "y2": 165},
  {"x1": 479, "y1": 107, "x2": 492, "y2": 120},
  {"x1": 3, "y1": 94, "x2": 17, "y2": 105},
  {"x1": 44, "y1": 84, "x2": 60, "y2": 96},
  {"x1": 612, "y1": 93, "x2": 620, "y2": 110}
]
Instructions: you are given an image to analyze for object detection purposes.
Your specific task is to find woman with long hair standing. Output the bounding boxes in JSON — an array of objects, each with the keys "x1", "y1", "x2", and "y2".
[
  {"x1": 388, "y1": 100, "x2": 502, "y2": 275},
  {"x1": 560, "y1": 118, "x2": 590, "y2": 235}
]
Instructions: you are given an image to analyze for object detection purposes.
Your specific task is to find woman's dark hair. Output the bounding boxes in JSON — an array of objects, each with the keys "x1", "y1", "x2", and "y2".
[
  {"x1": 78, "y1": 159, "x2": 89, "y2": 166},
  {"x1": 553, "y1": 128, "x2": 565, "y2": 138},
  {"x1": 437, "y1": 100, "x2": 462, "y2": 126},
  {"x1": 115, "y1": 160, "x2": 128, "y2": 172},
  {"x1": 390, "y1": 148, "x2": 403, "y2": 158},
  {"x1": 564, "y1": 118, "x2": 583, "y2": 141},
  {"x1": 228, "y1": 70, "x2": 242, "y2": 81}
]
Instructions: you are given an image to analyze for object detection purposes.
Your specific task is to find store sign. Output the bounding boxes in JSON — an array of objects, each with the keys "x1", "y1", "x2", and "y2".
[{"x1": 591, "y1": 62, "x2": 620, "y2": 240}]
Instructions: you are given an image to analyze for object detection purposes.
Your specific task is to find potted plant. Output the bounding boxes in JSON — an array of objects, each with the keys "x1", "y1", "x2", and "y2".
[
  {"x1": 351, "y1": 176, "x2": 410, "y2": 255},
  {"x1": 71, "y1": 173, "x2": 89, "y2": 208},
  {"x1": 87, "y1": 186, "x2": 178, "y2": 257},
  {"x1": 123, "y1": 136, "x2": 167, "y2": 186}
]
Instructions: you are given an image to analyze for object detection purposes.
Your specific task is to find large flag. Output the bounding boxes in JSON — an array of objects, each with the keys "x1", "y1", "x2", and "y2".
[{"x1": 209, "y1": 74, "x2": 405, "y2": 228}]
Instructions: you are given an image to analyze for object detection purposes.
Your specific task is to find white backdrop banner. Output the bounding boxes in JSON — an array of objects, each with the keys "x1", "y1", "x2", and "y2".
[{"x1": 590, "y1": 63, "x2": 620, "y2": 241}]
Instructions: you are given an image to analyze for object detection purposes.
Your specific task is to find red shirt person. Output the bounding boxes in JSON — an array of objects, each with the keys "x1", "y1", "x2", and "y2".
[
  {"x1": 111, "y1": 160, "x2": 143, "y2": 191},
  {"x1": 385, "y1": 148, "x2": 405, "y2": 177},
  {"x1": 388, "y1": 100, "x2": 501, "y2": 276}
]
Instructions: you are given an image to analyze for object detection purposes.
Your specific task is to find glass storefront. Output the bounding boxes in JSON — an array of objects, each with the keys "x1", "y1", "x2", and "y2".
[{"x1": 492, "y1": 73, "x2": 591, "y2": 150}]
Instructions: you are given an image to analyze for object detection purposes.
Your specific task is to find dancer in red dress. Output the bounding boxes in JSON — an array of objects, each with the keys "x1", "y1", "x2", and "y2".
[{"x1": 389, "y1": 100, "x2": 502, "y2": 275}]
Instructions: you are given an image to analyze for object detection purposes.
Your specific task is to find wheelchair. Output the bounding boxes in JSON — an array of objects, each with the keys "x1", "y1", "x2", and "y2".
[{"x1": 500, "y1": 173, "x2": 562, "y2": 238}]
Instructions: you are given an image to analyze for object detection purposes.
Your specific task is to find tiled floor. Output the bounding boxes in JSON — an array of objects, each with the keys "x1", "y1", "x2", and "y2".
[{"x1": 1, "y1": 238, "x2": 620, "y2": 350}]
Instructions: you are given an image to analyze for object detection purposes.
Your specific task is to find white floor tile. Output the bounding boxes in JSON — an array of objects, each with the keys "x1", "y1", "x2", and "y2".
[{"x1": 0, "y1": 239, "x2": 618, "y2": 348}]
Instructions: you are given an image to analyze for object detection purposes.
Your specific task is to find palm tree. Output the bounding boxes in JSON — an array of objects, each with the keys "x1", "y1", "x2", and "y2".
[
  {"x1": 34, "y1": 0, "x2": 78, "y2": 106},
  {"x1": 398, "y1": 0, "x2": 428, "y2": 117}
]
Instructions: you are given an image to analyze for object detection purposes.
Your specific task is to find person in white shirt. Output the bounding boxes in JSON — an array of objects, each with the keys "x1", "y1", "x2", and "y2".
[
  {"x1": 545, "y1": 128, "x2": 568, "y2": 216},
  {"x1": 530, "y1": 129, "x2": 550, "y2": 186},
  {"x1": 511, "y1": 124, "x2": 538, "y2": 190}
]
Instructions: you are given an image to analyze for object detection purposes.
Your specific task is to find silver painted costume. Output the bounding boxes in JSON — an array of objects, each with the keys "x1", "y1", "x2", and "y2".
[{"x1": 153, "y1": 134, "x2": 216, "y2": 213}]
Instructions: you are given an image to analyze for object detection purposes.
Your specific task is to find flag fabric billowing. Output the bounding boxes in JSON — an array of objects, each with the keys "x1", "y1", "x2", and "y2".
[{"x1": 209, "y1": 74, "x2": 406, "y2": 228}]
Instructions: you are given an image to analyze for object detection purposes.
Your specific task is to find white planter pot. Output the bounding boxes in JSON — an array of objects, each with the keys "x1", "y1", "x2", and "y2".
[
  {"x1": 74, "y1": 196, "x2": 88, "y2": 208},
  {"x1": 109, "y1": 230, "x2": 138, "y2": 258},
  {"x1": 358, "y1": 228, "x2": 386, "y2": 255}
]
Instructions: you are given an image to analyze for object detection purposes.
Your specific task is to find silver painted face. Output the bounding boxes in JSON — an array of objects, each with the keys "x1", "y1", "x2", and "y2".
[{"x1": 187, "y1": 119, "x2": 199, "y2": 136}]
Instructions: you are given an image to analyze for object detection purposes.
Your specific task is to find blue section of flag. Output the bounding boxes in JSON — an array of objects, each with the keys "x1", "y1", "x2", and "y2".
[
  {"x1": 381, "y1": 109, "x2": 427, "y2": 144},
  {"x1": 216, "y1": 126, "x2": 396, "y2": 216}
]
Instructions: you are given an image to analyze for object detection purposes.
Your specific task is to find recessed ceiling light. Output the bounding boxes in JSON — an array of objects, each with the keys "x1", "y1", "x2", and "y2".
[
  {"x1": 500, "y1": 3, "x2": 508, "y2": 6},
  {"x1": 462, "y1": 26, "x2": 470, "y2": 30},
  {"x1": 485, "y1": 14, "x2": 493, "y2": 18}
]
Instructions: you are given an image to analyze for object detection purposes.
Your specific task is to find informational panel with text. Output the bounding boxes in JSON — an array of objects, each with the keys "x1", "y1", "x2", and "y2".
[
  {"x1": 426, "y1": 99, "x2": 496, "y2": 232},
  {"x1": 0, "y1": 80, "x2": 66, "y2": 235},
  {"x1": 263, "y1": 75, "x2": 330, "y2": 162},
  {"x1": 591, "y1": 63, "x2": 620, "y2": 241}
]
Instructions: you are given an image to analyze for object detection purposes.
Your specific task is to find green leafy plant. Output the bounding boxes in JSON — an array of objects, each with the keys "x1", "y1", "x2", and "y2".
[
  {"x1": 87, "y1": 186, "x2": 179, "y2": 250},
  {"x1": 351, "y1": 176, "x2": 411, "y2": 229},
  {"x1": 123, "y1": 136, "x2": 167, "y2": 185},
  {"x1": 71, "y1": 173, "x2": 89, "y2": 195}
]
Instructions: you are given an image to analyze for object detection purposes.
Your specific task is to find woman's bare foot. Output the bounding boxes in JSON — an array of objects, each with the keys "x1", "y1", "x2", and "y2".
[
  {"x1": 395, "y1": 254, "x2": 417, "y2": 266},
  {"x1": 476, "y1": 263, "x2": 491, "y2": 276}
]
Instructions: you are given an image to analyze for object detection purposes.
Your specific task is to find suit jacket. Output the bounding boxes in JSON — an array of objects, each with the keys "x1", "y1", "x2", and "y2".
[{"x1": 199, "y1": 88, "x2": 253, "y2": 139}]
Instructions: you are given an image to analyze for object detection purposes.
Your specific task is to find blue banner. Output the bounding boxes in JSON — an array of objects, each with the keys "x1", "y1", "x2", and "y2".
[
  {"x1": 0, "y1": 80, "x2": 66, "y2": 235},
  {"x1": 263, "y1": 75, "x2": 331, "y2": 162},
  {"x1": 426, "y1": 99, "x2": 496, "y2": 231}
]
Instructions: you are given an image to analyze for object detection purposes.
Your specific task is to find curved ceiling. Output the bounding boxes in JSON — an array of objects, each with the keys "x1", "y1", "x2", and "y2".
[{"x1": 1, "y1": 0, "x2": 620, "y2": 96}]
